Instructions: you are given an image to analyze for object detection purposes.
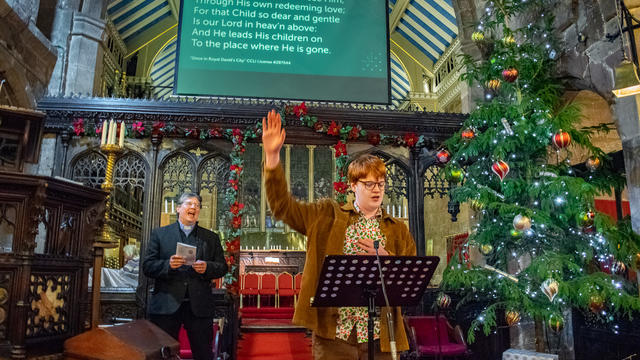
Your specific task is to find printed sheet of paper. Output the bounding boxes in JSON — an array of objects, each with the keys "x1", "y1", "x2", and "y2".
[{"x1": 176, "y1": 242, "x2": 197, "y2": 266}]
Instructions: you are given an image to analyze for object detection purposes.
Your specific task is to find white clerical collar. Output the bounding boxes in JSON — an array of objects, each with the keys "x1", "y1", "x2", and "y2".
[{"x1": 178, "y1": 221, "x2": 195, "y2": 235}]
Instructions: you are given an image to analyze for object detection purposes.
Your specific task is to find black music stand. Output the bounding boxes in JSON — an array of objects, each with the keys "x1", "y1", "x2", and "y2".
[{"x1": 312, "y1": 255, "x2": 440, "y2": 360}]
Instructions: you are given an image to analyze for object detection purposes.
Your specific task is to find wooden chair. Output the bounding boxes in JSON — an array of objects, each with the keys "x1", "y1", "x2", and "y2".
[
  {"x1": 404, "y1": 315, "x2": 470, "y2": 359},
  {"x1": 259, "y1": 273, "x2": 277, "y2": 308},
  {"x1": 240, "y1": 273, "x2": 259, "y2": 308},
  {"x1": 211, "y1": 278, "x2": 224, "y2": 289},
  {"x1": 293, "y1": 272, "x2": 302, "y2": 305},
  {"x1": 276, "y1": 272, "x2": 295, "y2": 307}
]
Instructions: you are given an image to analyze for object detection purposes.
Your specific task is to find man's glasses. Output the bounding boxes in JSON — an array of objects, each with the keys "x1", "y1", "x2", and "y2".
[
  {"x1": 359, "y1": 181, "x2": 386, "y2": 191},
  {"x1": 181, "y1": 201, "x2": 201, "y2": 208}
]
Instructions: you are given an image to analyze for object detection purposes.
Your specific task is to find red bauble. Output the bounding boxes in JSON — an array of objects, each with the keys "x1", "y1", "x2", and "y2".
[
  {"x1": 461, "y1": 128, "x2": 475, "y2": 141},
  {"x1": 491, "y1": 160, "x2": 510, "y2": 181},
  {"x1": 502, "y1": 68, "x2": 519, "y2": 82},
  {"x1": 552, "y1": 130, "x2": 571, "y2": 149},
  {"x1": 436, "y1": 149, "x2": 451, "y2": 164}
]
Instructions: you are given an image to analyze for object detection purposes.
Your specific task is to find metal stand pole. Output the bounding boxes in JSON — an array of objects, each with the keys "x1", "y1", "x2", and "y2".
[{"x1": 366, "y1": 288, "x2": 376, "y2": 360}]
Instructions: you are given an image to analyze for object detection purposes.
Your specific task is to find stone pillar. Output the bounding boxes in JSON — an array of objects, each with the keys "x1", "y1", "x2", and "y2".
[
  {"x1": 47, "y1": 0, "x2": 81, "y2": 96},
  {"x1": 613, "y1": 96, "x2": 640, "y2": 232},
  {"x1": 47, "y1": 0, "x2": 107, "y2": 96},
  {"x1": 64, "y1": 13, "x2": 106, "y2": 96}
]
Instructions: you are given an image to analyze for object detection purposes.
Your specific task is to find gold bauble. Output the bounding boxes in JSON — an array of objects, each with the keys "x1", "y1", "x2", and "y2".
[
  {"x1": 486, "y1": 79, "x2": 502, "y2": 91},
  {"x1": 548, "y1": 313, "x2": 564, "y2": 333},
  {"x1": 472, "y1": 31, "x2": 485, "y2": 43},
  {"x1": 513, "y1": 214, "x2": 532, "y2": 231},
  {"x1": 506, "y1": 310, "x2": 521, "y2": 326},
  {"x1": 470, "y1": 199, "x2": 485, "y2": 212},
  {"x1": 586, "y1": 157, "x2": 601, "y2": 171},
  {"x1": 589, "y1": 294, "x2": 605, "y2": 313},
  {"x1": 540, "y1": 278, "x2": 559, "y2": 302},
  {"x1": 502, "y1": 34, "x2": 516, "y2": 46},
  {"x1": 480, "y1": 244, "x2": 494, "y2": 255}
]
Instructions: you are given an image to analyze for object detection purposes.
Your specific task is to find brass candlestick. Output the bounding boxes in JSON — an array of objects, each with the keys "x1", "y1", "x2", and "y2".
[
  {"x1": 99, "y1": 143, "x2": 123, "y2": 243},
  {"x1": 91, "y1": 142, "x2": 123, "y2": 328}
]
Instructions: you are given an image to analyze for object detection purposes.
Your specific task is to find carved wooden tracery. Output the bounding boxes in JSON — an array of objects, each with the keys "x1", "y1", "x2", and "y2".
[
  {"x1": 27, "y1": 273, "x2": 72, "y2": 338},
  {"x1": 162, "y1": 153, "x2": 194, "y2": 195},
  {"x1": 0, "y1": 171, "x2": 106, "y2": 358},
  {"x1": 71, "y1": 151, "x2": 106, "y2": 189}
]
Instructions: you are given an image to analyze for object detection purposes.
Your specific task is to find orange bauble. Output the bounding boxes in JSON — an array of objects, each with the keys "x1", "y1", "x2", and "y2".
[{"x1": 461, "y1": 128, "x2": 475, "y2": 141}]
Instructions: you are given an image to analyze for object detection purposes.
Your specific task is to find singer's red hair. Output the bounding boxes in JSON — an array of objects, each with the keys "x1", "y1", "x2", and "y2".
[{"x1": 347, "y1": 154, "x2": 386, "y2": 184}]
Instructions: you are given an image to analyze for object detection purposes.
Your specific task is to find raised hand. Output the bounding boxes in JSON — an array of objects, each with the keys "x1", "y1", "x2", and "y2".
[{"x1": 262, "y1": 109, "x2": 286, "y2": 168}]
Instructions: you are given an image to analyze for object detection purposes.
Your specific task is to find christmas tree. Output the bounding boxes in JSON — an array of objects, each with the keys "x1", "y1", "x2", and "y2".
[{"x1": 439, "y1": 0, "x2": 640, "y2": 344}]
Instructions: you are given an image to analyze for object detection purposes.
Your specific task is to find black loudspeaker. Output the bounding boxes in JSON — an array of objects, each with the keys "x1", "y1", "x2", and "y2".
[{"x1": 64, "y1": 320, "x2": 180, "y2": 360}]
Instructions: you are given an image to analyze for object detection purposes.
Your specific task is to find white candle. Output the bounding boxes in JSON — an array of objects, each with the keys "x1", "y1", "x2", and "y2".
[
  {"x1": 105, "y1": 121, "x2": 110, "y2": 144},
  {"x1": 100, "y1": 121, "x2": 107, "y2": 145},
  {"x1": 398, "y1": 205, "x2": 402, "y2": 218},
  {"x1": 118, "y1": 121, "x2": 125, "y2": 147},
  {"x1": 106, "y1": 120, "x2": 111, "y2": 144},
  {"x1": 171, "y1": 200, "x2": 175, "y2": 213},
  {"x1": 111, "y1": 121, "x2": 117, "y2": 144},
  {"x1": 386, "y1": 204, "x2": 390, "y2": 214},
  {"x1": 404, "y1": 205, "x2": 407, "y2": 218},
  {"x1": 164, "y1": 199, "x2": 168, "y2": 213},
  {"x1": 392, "y1": 205, "x2": 395, "y2": 217}
]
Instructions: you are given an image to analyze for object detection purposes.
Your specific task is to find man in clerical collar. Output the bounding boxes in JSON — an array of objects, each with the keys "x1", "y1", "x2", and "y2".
[{"x1": 143, "y1": 192, "x2": 227, "y2": 360}]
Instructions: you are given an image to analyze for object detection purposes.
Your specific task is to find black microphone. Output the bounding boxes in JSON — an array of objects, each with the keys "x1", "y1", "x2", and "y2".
[{"x1": 373, "y1": 240, "x2": 397, "y2": 360}]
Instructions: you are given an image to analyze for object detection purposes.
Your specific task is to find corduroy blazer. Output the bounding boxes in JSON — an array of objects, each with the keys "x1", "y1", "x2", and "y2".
[{"x1": 265, "y1": 164, "x2": 417, "y2": 352}]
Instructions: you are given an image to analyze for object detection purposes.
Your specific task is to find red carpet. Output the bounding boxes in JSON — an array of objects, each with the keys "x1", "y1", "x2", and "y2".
[
  {"x1": 240, "y1": 306, "x2": 294, "y2": 319},
  {"x1": 237, "y1": 332, "x2": 312, "y2": 360},
  {"x1": 242, "y1": 318, "x2": 295, "y2": 327}
]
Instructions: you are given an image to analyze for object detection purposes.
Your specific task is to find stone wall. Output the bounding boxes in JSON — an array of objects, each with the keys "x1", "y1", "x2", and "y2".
[{"x1": 0, "y1": 0, "x2": 57, "y2": 107}]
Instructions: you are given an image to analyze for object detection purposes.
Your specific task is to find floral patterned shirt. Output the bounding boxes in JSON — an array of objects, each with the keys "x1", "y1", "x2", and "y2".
[{"x1": 335, "y1": 201, "x2": 386, "y2": 343}]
